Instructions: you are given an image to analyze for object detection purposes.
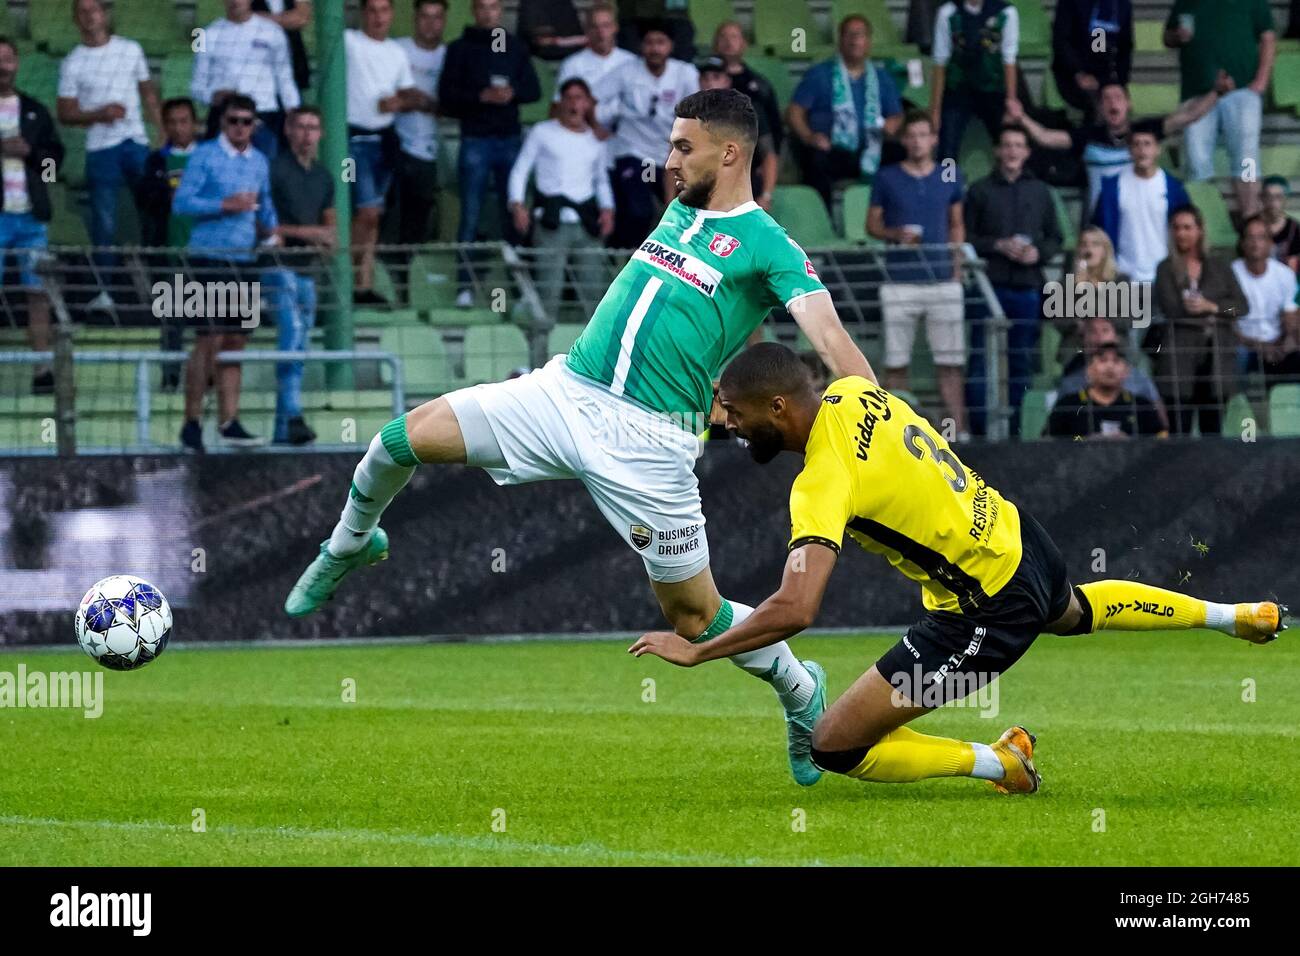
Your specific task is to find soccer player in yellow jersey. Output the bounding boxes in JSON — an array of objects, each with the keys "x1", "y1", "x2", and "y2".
[{"x1": 631, "y1": 343, "x2": 1287, "y2": 793}]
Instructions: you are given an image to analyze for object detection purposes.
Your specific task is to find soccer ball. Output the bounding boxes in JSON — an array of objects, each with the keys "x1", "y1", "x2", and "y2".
[{"x1": 74, "y1": 574, "x2": 173, "y2": 671}]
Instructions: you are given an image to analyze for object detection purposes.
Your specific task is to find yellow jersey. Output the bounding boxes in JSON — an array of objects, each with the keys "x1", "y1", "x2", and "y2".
[{"x1": 788, "y1": 376, "x2": 1023, "y2": 615}]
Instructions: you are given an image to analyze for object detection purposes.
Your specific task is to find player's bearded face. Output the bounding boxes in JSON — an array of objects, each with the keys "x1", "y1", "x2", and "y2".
[
  {"x1": 677, "y1": 167, "x2": 717, "y2": 208},
  {"x1": 735, "y1": 414, "x2": 784, "y2": 464}
]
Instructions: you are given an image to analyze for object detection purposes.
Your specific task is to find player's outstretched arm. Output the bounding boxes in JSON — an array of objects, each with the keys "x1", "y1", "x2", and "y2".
[
  {"x1": 628, "y1": 544, "x2": 838, "y2": 667},
  {"x1": 790, "y1": 291, "x2": 878, "y2": 385}
]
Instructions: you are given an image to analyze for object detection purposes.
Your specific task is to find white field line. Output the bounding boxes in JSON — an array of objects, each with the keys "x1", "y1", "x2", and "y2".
[{"x1": 0, "y1": 815, "x2": 819, "y2": 867}]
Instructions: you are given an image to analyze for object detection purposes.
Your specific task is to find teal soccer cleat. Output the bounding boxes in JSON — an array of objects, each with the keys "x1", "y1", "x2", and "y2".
[
  {"x1": 786, "y1": 659, "x2": 827, "y2": 786},
  {"x1": 284, "y1": 528, "x2": 390, "y2": 617}
]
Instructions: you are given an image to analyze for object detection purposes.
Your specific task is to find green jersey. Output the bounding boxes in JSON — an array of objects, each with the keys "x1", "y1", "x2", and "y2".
[{"x1": 565, "y1": 198, "x2": 827, "y2": 426}]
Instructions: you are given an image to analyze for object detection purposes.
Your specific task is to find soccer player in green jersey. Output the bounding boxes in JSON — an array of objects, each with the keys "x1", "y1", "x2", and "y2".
[{"x1": 285, "y1": 89, "x2": 876, "y2": 786}]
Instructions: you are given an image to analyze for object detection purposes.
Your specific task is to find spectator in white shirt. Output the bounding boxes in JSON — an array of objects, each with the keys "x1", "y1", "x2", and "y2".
[
  {"x1": 509, "y1": 77, "x2": 615, "y2": 324},
  {"x1": 555, "y1": 2, "x2": 636, "y2": 124},
  {"x1": 599, "y1": 22, "x2": 698, "y2": 248},
  {"x1": 1232, "y1": 214, "x2": 1300, "y2": 385},
  {"x1": 387, "y1": 0, "x2": 446, "y2": 248},
  {"x1": 1092, "y1": 131, "x2": 1190, "y2": 284},
  {"x1": 57, "y1": 0, "x2": 161, "y2": 309},
  {"x1": 345, "y1": 0, "x2": 418, "y2": 305},
  {"x1": 252, "y1": 0, "x2": 313, "y2": 95},
  {"x1": 191, "y1": 0, "x2": 300, "y2": 158}
]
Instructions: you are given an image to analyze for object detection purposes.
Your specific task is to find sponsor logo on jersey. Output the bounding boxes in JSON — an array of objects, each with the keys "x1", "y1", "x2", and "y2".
[
  {"x1": 708, "y1": 233, "x2": 741, "y2": 257},
  {"x1": 804, "y1": 260, "x2": 818, "y2": 278},
  {"x1": 823, "y1": 394, "x2": 842, "y2": 404},
  {"x1": 630, "y1": 523, "x2": 653, "y2": 550},
  {"x1": 633, "y1": 240, "x2": 723, "y2": 297}
]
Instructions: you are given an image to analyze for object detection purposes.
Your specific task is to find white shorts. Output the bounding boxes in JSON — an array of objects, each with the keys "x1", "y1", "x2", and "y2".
[
  {"x1": 444, "y1": 355, "x2": 710, "y2": 583},
  {"x1": 882, "y1": 281, "x2": 966, "y2": 368}
]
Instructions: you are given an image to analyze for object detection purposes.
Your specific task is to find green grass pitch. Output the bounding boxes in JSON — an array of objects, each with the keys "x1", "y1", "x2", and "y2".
[{"x1": 1, "y1": 631, "x2": 1296, "y2": 866}]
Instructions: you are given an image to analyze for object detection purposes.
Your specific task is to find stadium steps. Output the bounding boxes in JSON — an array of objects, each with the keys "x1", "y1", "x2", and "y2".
[{"x1": 1268, "y1": 384, "x2": 1300, "y2": 437}]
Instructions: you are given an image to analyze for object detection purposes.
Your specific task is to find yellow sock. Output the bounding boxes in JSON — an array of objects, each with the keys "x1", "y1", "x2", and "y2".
[
  {"x1": 1077, "y1": 580, "x2": 1209, "y2": 632},
  {"x1": 844, "y1": 726, "x2": 976, "y2": 783}
]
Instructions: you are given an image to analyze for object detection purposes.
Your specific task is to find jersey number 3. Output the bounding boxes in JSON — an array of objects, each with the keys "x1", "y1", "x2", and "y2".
[{"x1": 902, "y1": 424, "x2": 968, "y2": 493}]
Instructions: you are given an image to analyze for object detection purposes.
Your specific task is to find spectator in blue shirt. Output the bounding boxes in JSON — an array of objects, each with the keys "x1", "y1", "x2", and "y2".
[
  {"x1": 786, "y1": 14, "x2": 903, "y2": 209},
  {"x1": 867, "y1": 111, "x2": 969, "y2": 436},
  {"x1": 171, "y1": 94, "x2": 278, "y2": 453}
]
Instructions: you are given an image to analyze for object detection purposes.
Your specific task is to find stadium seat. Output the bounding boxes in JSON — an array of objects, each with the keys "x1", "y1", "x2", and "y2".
[
  {"x1": 1273, "y1": 53, "x2": 1300, "y2": 110},
  {"x1": 1134, "y1": 20, "x2": 1165, "y2": 53},
  {"x1": 1050, "y1": 186, "x2": 1077, "y2": 252},
  {"x1": 1223, "y1": 393, "x2": 1257, "y2": 437},
  {"x1": 464, "y1": 324, "x2": 530, "y2": 384},
  {"x1": 753, "y1": 2, "x2": 823, "y2": 60},
  {"x1": 770, "y1": 185, "x2": 839, "y2": 247},
  {"x1": 1019, "y1": 388, "x2": 1051, "y2": 440},
  {"x1": 14, "y1": 52, "x2": 60, "y2": 109},
  {"x1": 1261, "y1": 144, "x2": 1300, "y2": 179},
  {"x1": 1268, "y1": 384, "x2": 1300, "y2": 437},
  {"x1": 547, "y1": 323, "x2": 587, "y2": 356},
  {"x1": 160, "y1": 53, "x2": 195, "y2": 102},
  {"x1": 28, "y1": 4, "x2": 83, "y2": 54},
  {"x1": 1036, "y1": 322, "x2": 1063, "y2": 389},
  {"x1": 840, "y1": 183, "x2": 871, "y2": 243},
  {"x1": 1009, "y1": 0, "x2": 1050, "y2": 58},
  {"x1": 378, "y1": 326, "x2": 455, "y2": 395},
  {"x1": 688, "y1": 0, "x2": 736, "y2": 48},
  {"x1": 743, "y1": 55, "x2": 795, "y2": 109},
  {"x1": 1128, "y1": 83, "x2": 1180, "y2": 116},
  {"x1": 111, "y1": 0, "x2": 188, "y2": 55},
  {"x1": 957, "y1": 120, "x2": 994, "y2": 185},
  {"x1": 520, "y1": 59, "x2": 558, "y2": 125},
  {"x1": 1184, "y1": 182, "x2": 1237, "y2": 251}
]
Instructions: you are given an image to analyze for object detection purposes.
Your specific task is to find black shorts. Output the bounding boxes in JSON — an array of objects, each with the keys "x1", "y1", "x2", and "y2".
[
  {"x1": 182, "y1": 257, "x2": 261, "y2": 335},
  {"x1": 874, "y1": 510, "x2": 1072, "y2": 707}
]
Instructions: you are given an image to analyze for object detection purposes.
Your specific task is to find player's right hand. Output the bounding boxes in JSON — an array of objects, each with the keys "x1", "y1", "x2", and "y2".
[{"x1": 628, "y1": 631, "x2": 700, "y2": 667}]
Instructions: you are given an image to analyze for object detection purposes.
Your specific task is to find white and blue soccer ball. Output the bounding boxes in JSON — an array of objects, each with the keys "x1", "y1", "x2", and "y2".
[{"x1": 74, "y1": 574, "x2": 173, "y2": 671}]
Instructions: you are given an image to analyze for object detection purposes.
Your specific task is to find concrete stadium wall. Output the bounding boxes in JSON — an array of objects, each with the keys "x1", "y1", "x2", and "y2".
[{"x1": 3, "y1": 439, "x2": 1298, "y2": 647}]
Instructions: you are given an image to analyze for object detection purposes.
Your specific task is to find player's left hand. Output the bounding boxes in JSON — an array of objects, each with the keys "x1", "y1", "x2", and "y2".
[{"x1": 628, "y1": 631, "x2": 700, "y2": 667}]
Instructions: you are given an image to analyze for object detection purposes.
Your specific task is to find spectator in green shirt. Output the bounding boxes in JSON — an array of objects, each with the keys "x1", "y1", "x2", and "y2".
[{"x1": 1164, "y1": 0, "x2": 1276, "y2": 219}]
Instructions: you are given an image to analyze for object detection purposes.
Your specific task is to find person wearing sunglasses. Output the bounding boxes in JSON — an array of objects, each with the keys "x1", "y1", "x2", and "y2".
[{"x1": 171, "y1": 95, "x2": 279, "y2": 453}]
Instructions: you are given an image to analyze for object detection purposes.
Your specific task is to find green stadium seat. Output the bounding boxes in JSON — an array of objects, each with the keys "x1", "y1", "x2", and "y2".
[
  {"x1": 1050, "y1": 186, "x2": 1077, "y2": 252},
  {"x1": 28, "y1": 4, "x2": 83, "y2": 54},
  {"x1": 1134, "y1": 20, "x2": 1165, "y2": 53},
  {"x1": 378, "y1": 326, "x2": 455, "y2": 395},
  {"x1": 1261, "y1": 144, "x2": 1300, "y2": 179},
  {"x1": 464, "y1": 324, "x2": 530, "y2": 383},
  {"x1": 840, "y1": 183, "x2": 871, "y2": 242},
  {"x1": 356, "y1": 308, "x2": 421, "y2": 327},
  {"x1": 520, "y1": 59, "x2": 558, "y2": 125},
  {"x1": 753, "y1": 2, "x2": 823, "y2": 60},
  {"x1": 47, "y1": 182, "x2": 90, "y2": 245},
  {"x1": 1184, "y1": 182, "x2": 1237, "y2": 250},
  {"x1": 1223, "y1": 393, "x2": 1257, "y2": 437},
  {"x1": 770, "y1": 185, "x2": 839, "y2": 247},
  {"x1": 407, "y1": 250, "x2": 461, "y2": 310},
  {"x1": 743, "y1": 54, "x2": 795, "y2": 109},
  {"x1": 1129, "y1": 83, "x2": 1180, "y2": 116},
  {"x1": 111, "y1": 0, "x2": 188, "y2": 55},
  {"x1": 1019, "y1": 388, "x2": 1052, "y2": 440},
  {"x1": 1009, "y1": 0, "x2": 1050, "y2": 58},
  {"x1": 689, "y1": 0, "x2": 736, "y2": 49},
  {"x1": 1274, "y1": 53, "x2": 1300, "y2": 109},
  {"x1": 160, "y1": 53, "x2": 195, "y2": 102},
  {"x1": 547, "y1": 323, "x2": 588, "y2": 355},
  {"x1": 1268, "y1": 384, "x2": 1300, "y2": 437},
  {"x1": 15, "y1": 52, "x2": 60, "y2": 108},
  {"x1": 957, "y1": 120, "x2": 994, "y2": 184}
]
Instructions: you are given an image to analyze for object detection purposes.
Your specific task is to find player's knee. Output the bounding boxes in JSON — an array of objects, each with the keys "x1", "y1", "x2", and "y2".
[
  {"x1": 810, "y1": 744, "x2": 869, "y2": 775},
  {"x1": 667, "y1": 610, "x2": 711, "y2": 641}
]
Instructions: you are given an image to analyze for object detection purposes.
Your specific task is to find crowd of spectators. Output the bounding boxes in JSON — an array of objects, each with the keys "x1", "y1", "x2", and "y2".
[{"x1": 2, "y1": 0, "x2": 1299, "y2": 448}]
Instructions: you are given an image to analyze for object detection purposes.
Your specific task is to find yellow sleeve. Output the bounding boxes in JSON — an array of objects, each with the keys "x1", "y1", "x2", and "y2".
[{"x1": 788, "y1": 449, "x2": 855, "y2": 553}]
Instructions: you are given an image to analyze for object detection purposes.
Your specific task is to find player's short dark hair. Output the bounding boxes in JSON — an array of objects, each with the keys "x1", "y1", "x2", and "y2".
[
  {"x1": 557, "y1": 77, "x2": 593, "y2": 99},
  {"x1": 720, "y1": 343, "x2": 815, "y2": 401},
  {"x1": 414, "y1": 0, "x2": 448, "y2": 11},
  {"x1": 675, "y1": 88, "x2": 758, "y2": 149},
  {"x1": 1088, "y1": 342, "x2": 1124, "y2": 364},
  {"x1": 288, "y1": 104, "x2": 323, "y2": 122},
  {"x1": 161, "y1": 97, "x2": 196, "y2": 120},
  {"x1": 1263, "y1": 174, "x2": 1290, "y2": 193},
  {"x1": 639, "y1": 18, "x2": 672, "y2": 40},
  {"x1": 1237, "y1": 212, "x2": 1271, "y2": 256},
  {"x1": 901, "y1": 109, "x2": 932, "y2": 134}
]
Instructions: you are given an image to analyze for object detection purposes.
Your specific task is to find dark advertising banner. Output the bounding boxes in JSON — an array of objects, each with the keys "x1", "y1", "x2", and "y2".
[{"x1": 3, "y1": 440, "x2": 1298, "y2": 647}]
